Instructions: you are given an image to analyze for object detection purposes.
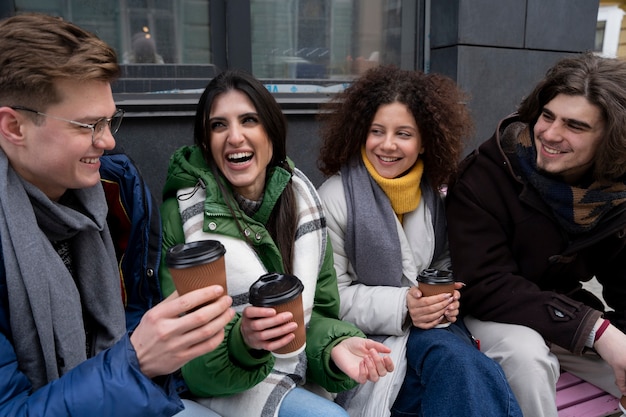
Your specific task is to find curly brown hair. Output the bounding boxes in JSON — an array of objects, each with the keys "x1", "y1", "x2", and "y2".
[{"x1": 317, "y1": 65, "x2": 473, "y2": 189}]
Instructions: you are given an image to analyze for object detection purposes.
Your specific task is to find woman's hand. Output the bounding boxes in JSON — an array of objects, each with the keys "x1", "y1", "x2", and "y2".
[
  {"x1": 330, "y1": 337, "x2": 394, "y2": 384},
  {"x1": 406, "y1": 282, "x2": 463, "y2": 329},
  {"x1": 239, "y1": 306, "x2": 298, "y2": 353}
]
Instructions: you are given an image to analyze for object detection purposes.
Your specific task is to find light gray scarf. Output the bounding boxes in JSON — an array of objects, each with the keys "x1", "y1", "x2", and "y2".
[
  {"x1": 0, "y1": 149, "x2": 126, "y2": 390},
  {"x1": 341, "y1": 157, "x2": 447, "y2": 288}
]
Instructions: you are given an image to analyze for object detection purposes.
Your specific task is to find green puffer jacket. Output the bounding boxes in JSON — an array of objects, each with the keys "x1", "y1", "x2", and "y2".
[{"x1": 159, "y1": 145, "x2": 364, "y2": 397}]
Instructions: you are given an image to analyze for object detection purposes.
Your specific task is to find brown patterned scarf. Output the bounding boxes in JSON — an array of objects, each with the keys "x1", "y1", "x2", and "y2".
[{"x1": 503, "y1": 123, "x2": 626, "y2": 234}]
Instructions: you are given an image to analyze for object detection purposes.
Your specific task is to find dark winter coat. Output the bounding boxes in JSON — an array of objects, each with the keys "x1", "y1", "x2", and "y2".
[
  {"x1": 0, "y1": 151, "x2": 185, "y2": 416},
  {"x1": 446, "y1": 114, "x2": 626, "y2": 354}
]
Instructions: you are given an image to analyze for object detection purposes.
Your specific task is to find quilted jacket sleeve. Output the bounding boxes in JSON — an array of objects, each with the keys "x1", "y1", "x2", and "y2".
[{"x1": 0, "y1": 328, "x2": 183, "y2": 417}]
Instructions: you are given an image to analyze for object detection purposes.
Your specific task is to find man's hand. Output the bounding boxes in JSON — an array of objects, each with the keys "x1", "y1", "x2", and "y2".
[
  {"x1": 130, "y1": 285, "x2": 234, "y2": 378},
  {"x1": 593, "y1": 322, "x2": 626, "y2": 395}
]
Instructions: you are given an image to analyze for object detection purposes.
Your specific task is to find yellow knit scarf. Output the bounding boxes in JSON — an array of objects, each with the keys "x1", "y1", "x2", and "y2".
[{"x1": 361, "y1": 146, "x2": 423, "y2": 222}]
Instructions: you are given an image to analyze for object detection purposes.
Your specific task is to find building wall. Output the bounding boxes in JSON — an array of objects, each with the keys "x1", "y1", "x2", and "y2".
[
  {"x1": 430, "y1": 0, "x2": 600, "y2": 153},
  {"x1": 599, "y1": 0, "x2": 626, "y2": 57},
  {"x1": 114, "y1": 0, "x2": 601, "y2": 201}
]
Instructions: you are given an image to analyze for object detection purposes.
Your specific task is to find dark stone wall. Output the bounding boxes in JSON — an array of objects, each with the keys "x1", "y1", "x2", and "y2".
[
  {"x1": 115, "y1": 113, "x2": 326, "y2": 203},
  {"x1": 430, "y1": 0, "x2": 600, "y2": 152}
]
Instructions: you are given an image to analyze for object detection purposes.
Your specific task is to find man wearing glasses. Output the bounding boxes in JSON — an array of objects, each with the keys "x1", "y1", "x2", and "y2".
[{"x1": 0, "y1": 13, "x2": 234, "y2": 416}]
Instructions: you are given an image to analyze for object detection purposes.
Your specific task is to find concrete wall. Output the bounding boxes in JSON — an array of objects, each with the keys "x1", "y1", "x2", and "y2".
[
  {"x1": 115, "y1": 113, "x2": 325, "y2": 203},
  {"x1": 430, "y1": 0, "x2": 600, "y2": 152}
]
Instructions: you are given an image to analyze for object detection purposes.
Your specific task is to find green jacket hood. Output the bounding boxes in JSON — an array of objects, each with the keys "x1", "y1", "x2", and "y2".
[{"x1": 162, "y1": 146, "x2": 210, "y2": 201}]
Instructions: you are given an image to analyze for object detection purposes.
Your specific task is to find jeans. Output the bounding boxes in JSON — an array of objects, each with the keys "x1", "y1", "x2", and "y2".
[
  {"x1": 465, "y1": 315, "x2": 619, "y2": 417},
  {"x1": 279, "y1": 387, "x2": 348, "y2": 417},
  {"x1": 390, "y1": 323, "x2": 523, "y2": 417}
]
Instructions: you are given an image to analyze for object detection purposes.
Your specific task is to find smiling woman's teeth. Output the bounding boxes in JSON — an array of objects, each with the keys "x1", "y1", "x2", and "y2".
[
  {"x1": 227, "y1": 152, "x2": 253, "y2": 163},
  {"x1": 379, "y1": 156, "x2": 399, "y2": 162},
  {"x1": 81, "y1": 157, "x2": 99, "y2": 164}
]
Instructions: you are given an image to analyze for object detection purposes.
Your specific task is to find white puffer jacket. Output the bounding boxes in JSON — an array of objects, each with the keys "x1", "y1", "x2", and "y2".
[{"x1": 318, "y1": 174, "x2": 450, "y2": 417}]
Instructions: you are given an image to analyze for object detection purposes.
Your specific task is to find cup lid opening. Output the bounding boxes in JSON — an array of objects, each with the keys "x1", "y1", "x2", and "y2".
[
  {"x1": 417, "y1": 268, "x2": 454, "y2": 284},
  {"x1": 165, "y1": 240, "x2": 226, "y2": 268},
  {"x1": 249, "y1": 273, "x2": 304, "y2": 306}
]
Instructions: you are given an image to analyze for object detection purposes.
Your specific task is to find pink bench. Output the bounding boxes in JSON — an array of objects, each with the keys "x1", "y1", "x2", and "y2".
[{"x1": 556, "y1": 371, "x2": 622, "y2": 417}]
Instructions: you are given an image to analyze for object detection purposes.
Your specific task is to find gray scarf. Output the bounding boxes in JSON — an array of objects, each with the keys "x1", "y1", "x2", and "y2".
[
  {"x1": 341, "y1": 157, "x2": 447, "y2": 287},
  {"x1": 0, "y1": 149, "x2": 126, "y2": 390}
]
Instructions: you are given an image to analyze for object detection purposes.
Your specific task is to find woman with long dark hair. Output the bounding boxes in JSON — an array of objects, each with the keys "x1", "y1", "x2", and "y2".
[{"x1": 159, "y1": 69, "x2": 393, "y2": 417}]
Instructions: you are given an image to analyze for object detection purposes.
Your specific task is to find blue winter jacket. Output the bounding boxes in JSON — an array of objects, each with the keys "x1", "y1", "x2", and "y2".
[{"x1": 0, "y1": 151, "x2": 185, "y2": 416}]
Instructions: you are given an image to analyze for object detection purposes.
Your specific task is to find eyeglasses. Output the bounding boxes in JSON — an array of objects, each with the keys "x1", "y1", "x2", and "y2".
[{"x1": 11, "y1": 106, "x2": 124, "y2": 144}]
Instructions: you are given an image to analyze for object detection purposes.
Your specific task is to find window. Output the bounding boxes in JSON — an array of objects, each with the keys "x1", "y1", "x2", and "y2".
[
  {"x1": 14, "y1": 0, "x2": 419, "y2": 101},
  {"x1": 595, "y1": 5, "x2": 624, "y2": 58},
  {"x1": 595, "y1": 20, "x2": 606, "y2": 53},
  {"x1": 250, "y1": 0, "x2": 404, "y2": 82}
]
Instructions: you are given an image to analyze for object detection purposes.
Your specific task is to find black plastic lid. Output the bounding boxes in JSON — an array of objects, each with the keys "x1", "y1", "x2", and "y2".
[
  {"x1": 249, "y1": 273, "x2": 304, "y2": 307},
  {"x1": 417, "y1": 268, "x2": 454, "y2": 284},
  {"x1": 165, "y1": 240, "x2": 226, "y2": 268}
]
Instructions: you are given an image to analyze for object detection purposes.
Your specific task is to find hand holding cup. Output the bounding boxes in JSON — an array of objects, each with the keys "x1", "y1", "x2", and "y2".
[
  {"x1": 248, "y1": 273, "x2": 306, "y2": 358},
  {"x1": 415, "y1": 268, "x2": 456, "y2": 328}
]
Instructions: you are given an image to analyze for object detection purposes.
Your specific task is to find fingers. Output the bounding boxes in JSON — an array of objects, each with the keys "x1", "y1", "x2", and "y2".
[
  {"x1": 407, "y1": 286, "x2": 422, "y2": 299},
  {"x1": 409, "y1": 291, "x2": 453, "y2": 308},
  {"x1": 361, "y1": 348, "x2": 394, "y2": 383},
  {"x1": 615, "y1": 373, "x2": 626, "y2": 395},
  {"x1": 131, "y1": 289, "x2": 235, "y2": 378},
  {"x1": 162, "y1": 285, "x2": 228, "y2": 317},
  {"x1": 243, "y1": 306, "x2": 280, "y2": 320},
  {"x1": 362, "y1": 355, "x2": 379, "y2": 383},
  {"x1": 176, "y1": 292, "x2": 234, "y2": 332},
  {"x1": 407, "y1": 291, "x2": 455, "y2": 328},
  {"x1": 383, "y1": 355, "x2": 395, "y2": 372},
  {"x1": 368, "y1": 348, "x2": 393, "y2": 376},
  {"x1": 240, "y1": 306, "x2": 298, "y2": 351},
  {"x1": 364, "y1": 339, "x2": 391, "y2": 354},
  {"x1": 167, "y1": 295, "x2": 235, "y2": 352}
]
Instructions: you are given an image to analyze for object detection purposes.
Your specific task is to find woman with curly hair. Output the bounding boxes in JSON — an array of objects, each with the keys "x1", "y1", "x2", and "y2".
[{"x1": 317, "y1": 65, "x2": 522, "y2": 417}]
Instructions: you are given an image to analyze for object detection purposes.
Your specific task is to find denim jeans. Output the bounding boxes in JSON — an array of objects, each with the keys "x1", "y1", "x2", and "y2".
[
  {"x1": 390, "y1": 323, "x2": 523, "y2": 417},
  {"x1": 279, "y1": 387, "x2": 349, "y2": 417}
]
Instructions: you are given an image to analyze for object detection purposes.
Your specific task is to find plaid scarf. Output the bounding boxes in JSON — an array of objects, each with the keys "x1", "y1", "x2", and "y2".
[
  {"x1": 504, "y1": 123, "x2": 626, "y2": 234},
  {"x1": 176, "y1": 167, "x2": 326, "y2": 417}
]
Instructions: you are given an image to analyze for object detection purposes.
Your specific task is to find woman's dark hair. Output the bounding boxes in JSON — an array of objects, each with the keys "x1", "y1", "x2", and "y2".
[
  {"x1": 317, "y1": 65, "x2": 473, "y2": 189},
  {"x1": 194, "y1": 69, "x2": 297, "y2": 272},
  {"x1": 518, "y1": 52, "x2": 626, "y2": 180}
]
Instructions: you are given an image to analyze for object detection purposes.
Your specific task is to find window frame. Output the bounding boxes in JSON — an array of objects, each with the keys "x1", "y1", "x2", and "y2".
[{"x1": 8, "y1": 0, "x2": 425, "y2": 116}]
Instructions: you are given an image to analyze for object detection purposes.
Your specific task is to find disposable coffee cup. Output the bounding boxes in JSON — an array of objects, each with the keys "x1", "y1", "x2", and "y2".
[
  {"x1": 620, "y1": 395, "x2": 626, "y2": 415},
  {"x1": 165, "y1": 240, "x2": 227, "y2": 298},
  {"x1": 417, "y1": 268, "x2": 455, "y2": 328},
  {"x1": 249, "y1": 273, "x2": 306, "y2": 358}
]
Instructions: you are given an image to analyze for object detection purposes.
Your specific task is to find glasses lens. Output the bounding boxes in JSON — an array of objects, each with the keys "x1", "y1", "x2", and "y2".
[
  {"x1": 93, "y1": 109, "x2": 124, "y2": 142},
  {"x1": 110, "y1": 109, "x2": 124, "y2": 135}
]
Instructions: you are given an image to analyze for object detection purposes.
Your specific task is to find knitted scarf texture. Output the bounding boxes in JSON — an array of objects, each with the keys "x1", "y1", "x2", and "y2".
[
  {"x1": 361, "y1": 146, "x2": 423, "y2": 223},
  {"x1": 340, "y1": 154, "x2": 445, "y2": 288},
  {"x1": 0, "y1": 149, "x2": 125, "y2": 390},
  {"x1": 504, "y1": 124, "x2": 626, "y2": 235}
]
